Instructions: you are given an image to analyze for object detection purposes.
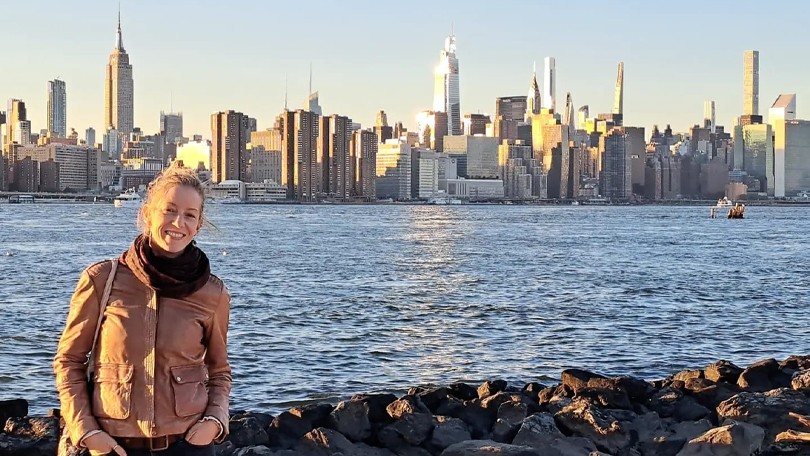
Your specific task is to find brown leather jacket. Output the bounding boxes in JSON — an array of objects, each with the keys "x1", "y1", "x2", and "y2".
[{"x1": 53, "y1": 260, "x2": 231, "y2": 444}]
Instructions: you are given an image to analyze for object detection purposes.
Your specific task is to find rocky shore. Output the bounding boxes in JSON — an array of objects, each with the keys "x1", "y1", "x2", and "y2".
[{"x1": 2, "y1": 356, "x2": 810, "y2": 456}]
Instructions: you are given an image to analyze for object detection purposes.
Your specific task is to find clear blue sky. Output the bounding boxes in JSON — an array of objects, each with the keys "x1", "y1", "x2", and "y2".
[{"x1": 3, "y1": 0, "x2": 809, "y2": 140}]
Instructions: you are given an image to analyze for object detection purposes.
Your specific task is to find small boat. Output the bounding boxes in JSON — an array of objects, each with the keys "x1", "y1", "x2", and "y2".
[
  {"x1": 714, "y1": 197, "x2": 733, "y2": 208},
  {"x1": 113, "y1": 190, "x2": 142, "y2": 208},
  {"x1": 427, "y1": 196, "x2": 463, "y2": 205}
]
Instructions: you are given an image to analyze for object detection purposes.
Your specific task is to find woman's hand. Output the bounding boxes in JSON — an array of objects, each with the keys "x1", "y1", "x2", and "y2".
[
  {"x1": 184, "y1": 419, "x2": 220, "y2": 446},
  {"x1": 84, "y1": 431, "x2": 126, "y2": 456}
]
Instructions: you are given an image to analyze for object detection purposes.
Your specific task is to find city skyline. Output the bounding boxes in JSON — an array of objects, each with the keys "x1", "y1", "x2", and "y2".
[{"x1": 2, "y1": 0, "x2": 809, "y2": 141}]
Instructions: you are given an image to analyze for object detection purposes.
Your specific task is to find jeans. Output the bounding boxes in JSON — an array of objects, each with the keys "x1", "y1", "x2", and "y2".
[{"x1": 120, "y1": 439, "x2": 214, "y2": 456}]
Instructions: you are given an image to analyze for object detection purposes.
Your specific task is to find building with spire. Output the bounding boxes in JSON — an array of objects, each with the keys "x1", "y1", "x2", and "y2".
[
  {"x1": 433, "y1": 31, "x2": 461, "y2": 136},
  {"x1": 526, "y1": 63, "x2": 541, "y2": 121},
  {"x1": 543, "y1": 57, "x2": 556, "y2": 112},
  {"x1": 47, "y1": 79, "x2": 67, "y2": 138},
  {"x1": 105, "y1": 10, "x2": 134, "y2": 135}
]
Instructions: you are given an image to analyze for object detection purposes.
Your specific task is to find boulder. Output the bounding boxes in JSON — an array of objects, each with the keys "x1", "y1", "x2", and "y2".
[
  {"x1": 675, "y1": 422, "x2": 765, "y2": 456},
  {"x1": 440, "y1": 439, "x2": 541, "y2": 456},
  {"x1": 329, "y1": 399, "x2": 372, "y2": 442},
  {"x1": 435, "y1": 398, "x2": 493, "y2": 439},
  {"x1": 0, "y1": 399, "x2": 28, "y2": 429},
  {"x1": 574, "y1": 386, "x2": 633, "y2": 411},
  {"x1": 387, "y1": 396, "x2": 431, "y2": 420},
  {"x1": 387, "y1": 411, "x2": 435, "y2": 446},
  {"x1": 447, "y1": 382, "x2": 479, "y2": 401},
  {"x1": 266, "y1": 411, "x2": 313, "y2": 449},
  {"x1": 791, "y1": 370, "x2": 810, "y2": 391},
  {"x1": 289, "y1": 403, "x2": 333, "y2": 428},
  {"x1": 704, "y1": 361, "x2": 743, "y2": 385},
  {"x1": 480, "y1": 392, "x2": 520, "y2": 417},
  {"x1": 522, "y1": 382, "x2": 547, "y2": 397},
  {"x1": 478, "y1": 380, "x2": 508, "y2": 399},
  {"x1": 229, "y1": 415, "x2": 270, "y2": 448},
  {"x1": 3, "y1": 416, "x2": 59, "y2": 440},
  {"x1": 293, "y1": 427, "x2": 357, "y2": 455},
  {"x1": 353, "y1": 393, "x2": 398, "y2": 424},
  {"x1": 716, "y1": 388, "x2": 810, "y2": 442},
  {"x1": 561, "y1": 369, "x2": 606, "y2": 392},
  {"x1": 427, "y1": 416, "x2": 472, "y2": 453},
  {"x1": 780, "y1": 355, "x2": 810, "y2": 371},
  {"x1": 649, "y1": 388, "x2": 711, "y2": 421},
  {"x1": 554, "y1": 400, "x2": 631, "y2": 454},
  {"x1": 232, "y1": 446, "x2": 275, "y2": 456},
  {"x1": 231, "y1": 412, "x2": 275, "y2": 430},
  {"x1": 408, "y1": 386, "x2": 449, "y2": 413},
  {"x1": 680, "y1": 378, "x2": 739, "y2": 411},
  {"x1": 673, "y1": 370, "x2": 704, "y2": 382},
  {"x1": 492, "y1": 401, "x2": 528, "y2": 443},
  {"x1": 736, "y1": 358, "x2": 792, "y2": 392}
]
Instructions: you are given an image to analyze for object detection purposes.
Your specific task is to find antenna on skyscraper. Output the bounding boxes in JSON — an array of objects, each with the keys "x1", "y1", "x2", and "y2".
[
  {"x1": 170, "y1": 91, "x2": 173, "y2": 113},
  {"x1": 309, "y1": 63, "x2": 313, "y2": 96},
  {"x1": 284, "y1": 73, "x2": 288, "y2": 110}
]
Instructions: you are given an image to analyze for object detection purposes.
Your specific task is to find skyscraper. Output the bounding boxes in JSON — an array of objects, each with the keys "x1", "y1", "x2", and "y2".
[
  {"x1": 210, "y1": 111, "x2": 249, "y2": 183},
  {"x1": 433, "y1": 32, "x2": 461, "y2": 135},
  {"x1": 4, "y1": 99, "x2": 26, "y2": 153},
  {"x1": 543, "y1": 57, "x2": 556, "y2": 112},
  {"x1": 704, "y1": 100, "x2": 716, "y2": 133},
  {"x1": 86, "y1": 127, "x2": 96, "y2": 147},
  {"x1": 160, "y1": 111, "x2": 183, "y2": 144},
  {"x1": 743, "y1": 50, "x2": 759, "y2": 116},
  {"x1": 47, "y1": 79, "x2": 67, "y2": 138},
  {"x1": 613, "y1": 62, "x2": 624, "y2": 116},
  {"x1": 105, "y1": 11, "x2": 134, "y2": 135},
  {"x1": 495, "y1": 96, "x2": 528, "y2": 141},
  {"x1": 526, "y1": 63, "x2": 541, "y2": 121}
]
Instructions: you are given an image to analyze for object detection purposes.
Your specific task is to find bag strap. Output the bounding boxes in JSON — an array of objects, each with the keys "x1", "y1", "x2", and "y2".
[{"x1": 86, "y1": 259, "x2": 118, "y2": 381}]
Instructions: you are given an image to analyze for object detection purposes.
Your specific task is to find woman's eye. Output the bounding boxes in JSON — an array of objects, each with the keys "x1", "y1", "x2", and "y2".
[{"x1": 186, "y1": 213, "x2": 197, "y2": 220}]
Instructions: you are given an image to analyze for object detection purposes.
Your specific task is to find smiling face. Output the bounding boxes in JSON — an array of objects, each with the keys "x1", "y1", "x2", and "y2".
[{"x1": 144, "y1": 184, "x2": 204, "y2": 257}]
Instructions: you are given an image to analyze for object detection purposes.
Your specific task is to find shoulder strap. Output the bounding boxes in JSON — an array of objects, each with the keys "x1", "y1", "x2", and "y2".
[{"x1": 86, "y1": 259, "x2": 118, "y2": 381}]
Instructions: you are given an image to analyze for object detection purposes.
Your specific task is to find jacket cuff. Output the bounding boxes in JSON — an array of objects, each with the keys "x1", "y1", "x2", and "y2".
[
  {"x1": 70, "y1": 417, "x2": 101, "y2": 447},
  {"x1": 203, "y1": 407, "x2": 229, "y2": 442}
]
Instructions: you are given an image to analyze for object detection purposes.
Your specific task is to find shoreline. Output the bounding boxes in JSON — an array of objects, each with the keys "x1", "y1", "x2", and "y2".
[{"x1": 2, "y1": 355, "x2": 809, "y2": 455}]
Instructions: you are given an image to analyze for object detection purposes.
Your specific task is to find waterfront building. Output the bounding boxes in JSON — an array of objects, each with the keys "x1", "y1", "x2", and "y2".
[
  {"x1": 211, "y1": 110, "x2": 249, "y2": 183},
  {"x1": 4, "y1": 99, "x2": 26, "y2": 154},
  {"x1": 743, "y1": 50, "x2": 759, "y2": 117},
  {"x1": 39, "y1": 158, "x2": 60, "y2": 192},
  {"x1": 121, "y1": 157, "x2": 162, "y2": 190},
  {"x1": 85, "y1": 128, "x2": 96, "y2": 148},
  {"x1": 543, "y1": 57, "x2": 556, "y2": 111},
  {"x1": 773, "y1": 119, "x2": 810, "y2": 197},
  {"x1": 17, "y1": 143, "x2": 101, "y2": 191},
  {"x1": 105, "y1": 12, "x2": 134, "y2": 135},
  {"x1": 410, "y1": 148, "x2": 439, "y2": 199},
  {"x1": 733, "y1": 123, "x2": 773, "y2": 194},
  {"x1": 160, "y1": 112, "x2": 183, "y2": 144},
  {"x1": 462, "y1": 113, "x2": 490, "y2": 136},
  {"x1": 247, "y1": 145, "x2": 282, "y2": 185},
  {"x1": 277, "y1": 109, "x2": 318, "y2": 201},
  {"x1": 446, "y1": 178, "x2": 504, "y2": 200},
  {"x1": 47, "y1": 79, "x2": 67, "y2": 138},
  {"x1": 376, "y1": 141, "x2": 411, "y2": 200},
  {"x1": 353, "y1": 129, "x2": 378, "y2": 199},
  {"x1": 494, "y1": 96, "x2": 528, "y2": 141},
  {"x1": 443, "y1": 135, "x2": 499, "y2": 179},
  {"x1": 98, "y1": 161, "x2": 122, "y2": 190},
  {"x1": 433, "y1": 31, "x2": 461, "y2": 135},
  {"x1": 318, "y1": 114, "x2": 353, "y2": 199},
  {"x1": 13, "y1": 157, "x2": 39, "y2": 192},
  {"x1": 600, "y1": 128, "x2": 631, "y2": 199},
  {"x1": 416, "y1": 110, "x2": 448, "y2": 152}
]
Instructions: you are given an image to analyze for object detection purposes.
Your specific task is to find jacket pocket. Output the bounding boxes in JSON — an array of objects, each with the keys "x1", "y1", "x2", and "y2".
[
  {"x1": 92, "y1": 363, "x2": 133, "y2": 419},
  {"x1": 170, "y1": 364, "x2": 209, "y2": 417}
]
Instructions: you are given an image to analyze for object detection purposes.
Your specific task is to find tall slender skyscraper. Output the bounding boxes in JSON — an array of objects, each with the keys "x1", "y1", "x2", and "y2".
[
  {"x1": 743, "y1": 50, "x2": 759, "y2": 116},
  {"x1": 543, "y1": 57, "x2": 556, "y2": 112},
  {"x1": 526, "y1": 63, "x2": 541, "y2": 121},
  {"x1": 613, "y1": 62, "x2": 624, "y2": 115},
  {"x1": 160, "y1": 111, "x2": 183, "y2": 144},
  {"x1": 563, "y1": 93, "x2": 575, "y2": 132},
  {"x1": 4, "y1": 99, "x2": 26, "y2": 153},
  {"x1": 47, "y1": 79, "x2": 67, "y2": 138},
  {"x1": 433, "y1": 31, "x2": 461, "y2": 135},
  {"x1": 105, "y1": 10, "x2": 134, "y2": 135},
  {"x1": 211, "y1": 111, "x2": 249, "y2": 183},
  {"x1": 704, "y1": 100, "x2": 716, "y2": 133}
]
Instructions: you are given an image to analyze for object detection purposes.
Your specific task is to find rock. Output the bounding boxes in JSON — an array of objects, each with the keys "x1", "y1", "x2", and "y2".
[
  {"x1": 232, "y1": 412, "x2": 275, "y2": 430},
  {"x1": 737, "y1": 358, "x2": 791, "y2": 392},
  {"x1": 554, "y1": 400, "x2": 631, "y2": 454},
  {"x1": 408, "y1": 386, "x2": 449, "y2": 413},
  {"x1": 388, "y1": 411, "x2": 435, "y2": 446},
  {"x1": 440, "y1": 439, "x2": 541, "y2": 456},
  {"x1": 294, "y1": 427, "x2": 355, "y2": 455},
  {"x1": 478, "y1": 380, "x2": 508, "y2": 399},
  {"x1": 780, "y1": 355, "x2": 810, "y2": 371},
  {"x1": 575, "y1": 386, "x2": 633, "y2": 410},
  {"x1": 229, "y1": 415, "x2": 270, "y2": 448},
  {"x1": 675, "y1": 422, "x2": 765, "y2": 456},
  {"x1": 387, "y1": 396, "x2": 431, "y2": 420},
  {"x1": 522, "y1": 383, "x2": 547, "y2": 396},
  {"x1": 681, "y1": 378, "x2": 739, "y2": 411},
  {"x1": 0, "y1": 399, "x2": 28, "y2": 428},
  {"x1": 649, "y1": 388, "x2": 710, "y2": 421},
  {"x1": 289, "y1": 403, "x2": 333, "y2": 428},
  {"x1": 561, "y1": 369, "x2": 606, "y2": 392},
  {"x1": 328, "y1": 399, "x2": 372, "y2": 442},
  {"x1": 704, "y1": 360, "x2": 743, "y2": 384},
  {"x1": 353, "y1": 393, "x2": 398, "y2": 424},
  {"x1": 394, "y1": 448, "x2": 433, "y2": 456},
  {"x1": 436, "y1": 398, "x2": 493, "y2": 439},
  {"x1": 492, "y1": 402, "x2": 528, "y2": 443},
  {"x1": 511, "y1": 413, "x2": 598, "y2": 455},
  {"x1": 447, "y1": 382, "x2": 479, "y2": 401},
  {"x1": 427, "y1": 416, "x2": 472, "y2": 453},
  {"x1": 673, "y1": 370, "x2": 704, "y2": 382},
  {"x1": 717, "y1": 388, "x2": 810, "y2": 443},
  {"x1": 266, "y1": 411, "x2": 313, "y2": 449},
  {"x1": 791, "y1": 370, "x2": 810, "y2": 390},
  {"x1": 214, "y1": 440, "x2": 237, "y2": 456},
  {"x1": 480, "y1": 392, "x2": 520, "y2": 416},
  {"x1": 3, "y1": 416, "x2": 59, "y2": 440},
  {"x1": 538, "y1": 385, "x2": 570, "y2": 406},
  {"x1": 232, "y1": 446, "x2": 275, "y2": 456}
]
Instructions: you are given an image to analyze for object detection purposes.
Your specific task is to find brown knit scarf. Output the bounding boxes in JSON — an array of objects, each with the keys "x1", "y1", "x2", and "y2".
[{"x1": 120, "y1": 234, "x2": 211, "y2": 299}]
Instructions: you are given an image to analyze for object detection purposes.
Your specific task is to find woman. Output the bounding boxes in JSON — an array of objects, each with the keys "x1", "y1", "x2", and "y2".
[{"x1": 54, "y1": 164, "x2": 231, "y2": 455}]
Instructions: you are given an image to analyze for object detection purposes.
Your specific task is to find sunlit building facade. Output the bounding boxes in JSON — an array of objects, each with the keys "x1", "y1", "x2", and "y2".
[
  {"x1": 376, "y1": 141, "x2": 411, "y2": 200},
  {"x1": 105, "y1": 14, "x2": 134, "y2": 135},
  {"x1": 433, "y1": 33, "x2": 461, "y2": 135}
]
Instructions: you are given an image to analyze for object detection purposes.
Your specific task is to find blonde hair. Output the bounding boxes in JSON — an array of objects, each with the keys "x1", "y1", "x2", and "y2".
[{"x1": 137, "y1": 162, "x2": 206, "y2": 235}]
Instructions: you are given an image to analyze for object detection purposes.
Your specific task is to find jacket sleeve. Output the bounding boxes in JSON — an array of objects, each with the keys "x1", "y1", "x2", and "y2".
[
  {"x1": 203, "y1": 283, "x2": 232, "y2": 441},
  {"x1": 53, "y1": 269, "x2": 102, "y2": 444}
]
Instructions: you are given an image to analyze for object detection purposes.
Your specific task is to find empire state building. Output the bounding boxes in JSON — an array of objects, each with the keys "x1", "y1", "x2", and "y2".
[{"x1": 105, "y1": 13, "x2": 134, "y2": 135}]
